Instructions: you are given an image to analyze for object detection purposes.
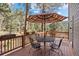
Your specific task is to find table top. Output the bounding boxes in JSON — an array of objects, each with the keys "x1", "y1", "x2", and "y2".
[{"x1": 36, "y1": 36, "x2": 55, "y2": 42}]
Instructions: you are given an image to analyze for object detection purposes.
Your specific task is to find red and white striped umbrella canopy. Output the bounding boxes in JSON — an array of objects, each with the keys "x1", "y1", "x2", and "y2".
[{"x1": 27, "y1": 13, "x2": 67, "y2": 23}]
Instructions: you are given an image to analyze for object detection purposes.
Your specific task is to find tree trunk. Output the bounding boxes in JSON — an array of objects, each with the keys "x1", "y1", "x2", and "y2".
[{"x1": 24, "y1": 3, "x2": 28, "y2": 35}]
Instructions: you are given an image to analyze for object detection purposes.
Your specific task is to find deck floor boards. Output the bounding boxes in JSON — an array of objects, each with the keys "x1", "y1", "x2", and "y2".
[{"x1": 6, "y1": 38, "x2": 74, "y2": 56}]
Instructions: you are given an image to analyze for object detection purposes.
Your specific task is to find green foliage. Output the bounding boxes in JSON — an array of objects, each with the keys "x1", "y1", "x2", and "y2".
[
  {"x1": 45, "y1": 21, "x2": 68, "y2": 32},
  {"x1": 0, "y1": 3, "x2": 11, "y2": 17},
  {"x1": 48, "y1": 23, "x2": 57, "y2": 30},
  {"x1": 0, "y1": 3, "x2": 25, "y2": 34}
]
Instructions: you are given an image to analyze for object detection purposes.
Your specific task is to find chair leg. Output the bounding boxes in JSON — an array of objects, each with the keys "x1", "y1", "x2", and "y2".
[
  {"x1": 38, "y1": 48, "x2": 43, "y2": 56},
  {"x1": 49, "y1": 48, "x2": 63, "y2": 56},
  {"x1": 32, "y1": 48, "x2": 42, "y2": 56},
  {"x1": 49, "y1": 48, "x2": 55, "y2": 56},
  {"x1": 54, "y1": 49, "x2": 63, "y2": 56},
  {"x1": 48, "y1": 49, "x2": 50, "y2": 56},
  {"x1": 59, "y1": 49, "x2": 63, "y2": 56},
  {"x1": 29, "y1": 47, "x2": 32, "y2": 56},
  {"x1": 40, "y1": 48, "x2": 43, "y2": 56}
]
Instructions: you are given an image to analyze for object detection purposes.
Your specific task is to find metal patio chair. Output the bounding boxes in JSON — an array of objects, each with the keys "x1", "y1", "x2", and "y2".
[
  {"x1": 28, "y1": 36, "x2": 42, "y2": 56},
  {"x1": 49, "y1": 37, "x2": 64, "y2": 56}
]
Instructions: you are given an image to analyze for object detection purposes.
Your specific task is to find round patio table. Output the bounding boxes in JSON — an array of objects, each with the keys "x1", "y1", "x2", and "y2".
[{"x1": 36, "y1": 36, "x2": 55, "y2": 55}]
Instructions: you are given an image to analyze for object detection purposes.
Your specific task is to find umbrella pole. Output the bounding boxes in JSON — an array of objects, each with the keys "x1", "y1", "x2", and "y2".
[
  {"x1": 41, "y1": 23, "x2": 43, "y2": 32},
  {"x1": 44, "y1": 19, "x2": 46, "y2": 55}
]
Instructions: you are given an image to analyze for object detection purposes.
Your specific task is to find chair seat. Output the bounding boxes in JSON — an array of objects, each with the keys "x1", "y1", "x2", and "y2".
[
  {"x1": 32, "y1": 43, "x2": 41, "y2": 49},
  {"x1": 50, "y1": 43, "x2": 58, "y2": 49}
]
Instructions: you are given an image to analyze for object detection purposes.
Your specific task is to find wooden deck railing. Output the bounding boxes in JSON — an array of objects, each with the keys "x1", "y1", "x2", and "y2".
[
  {"x1": 0, "y1": 34, "x2": 29, "y2": 55},
  {"x1": 0, "y1": 32, "x2": 68, "y2": 55}
]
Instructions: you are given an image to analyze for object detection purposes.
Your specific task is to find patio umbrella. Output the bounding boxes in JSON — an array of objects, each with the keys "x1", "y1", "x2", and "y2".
[
  {"x1": 27, "y1": 13, "x2": 67, "y2": 32},
  {"x1": 27, "y1": 13, "x2": 67, "y2": 23},
  {"x1": 27, "y1": 13, "x2": 67, "y2": 55}
]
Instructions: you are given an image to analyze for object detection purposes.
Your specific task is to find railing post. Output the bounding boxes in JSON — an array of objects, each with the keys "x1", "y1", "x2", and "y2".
[{"x1": 22, "y1": 35, "x2": 25, "y2": 48}]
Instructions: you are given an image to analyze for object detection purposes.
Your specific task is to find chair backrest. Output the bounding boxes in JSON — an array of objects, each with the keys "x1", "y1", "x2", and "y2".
[
  {"x1": 29, "y1": 37, "x2": 34, "y2": 45},
  {"x1": 58, "y1": 38, "x2": 63, "y2": 48}
]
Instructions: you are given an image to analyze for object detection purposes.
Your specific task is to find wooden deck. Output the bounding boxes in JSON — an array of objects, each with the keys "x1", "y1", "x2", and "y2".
[{"x1": 5, "y1": 38, "x2": 74, "y2": 56}]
